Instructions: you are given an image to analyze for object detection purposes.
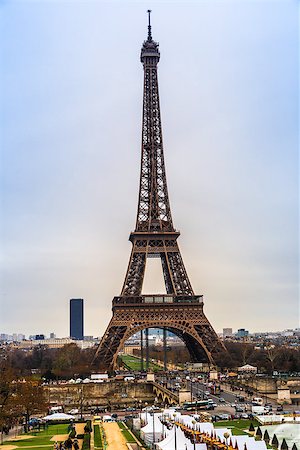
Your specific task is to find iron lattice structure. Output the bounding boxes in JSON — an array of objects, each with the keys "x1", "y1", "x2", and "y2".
[{"x1": 93, "y1": 14, "x2": 225, "y2": 371}]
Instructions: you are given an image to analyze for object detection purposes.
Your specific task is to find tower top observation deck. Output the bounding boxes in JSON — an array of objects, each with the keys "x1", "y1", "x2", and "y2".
[{"x1": 141, "y1": 10, "x2": 160, "y2": 64}]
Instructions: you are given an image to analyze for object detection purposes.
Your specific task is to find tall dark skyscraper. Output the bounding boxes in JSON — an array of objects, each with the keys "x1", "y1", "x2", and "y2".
[{"x1": 70, "y1": 298, "x2": 84, "y2": 340}]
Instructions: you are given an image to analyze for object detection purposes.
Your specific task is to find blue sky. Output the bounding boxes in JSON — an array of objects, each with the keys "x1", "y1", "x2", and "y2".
[{"x1": 0, "y1": 1, "x2": 298, "y2": 338}]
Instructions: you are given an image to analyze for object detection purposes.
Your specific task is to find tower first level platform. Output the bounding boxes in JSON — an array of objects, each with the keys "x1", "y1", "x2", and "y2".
[{"x1": 93, "y1": 294, "x2": 224, "y2": 371}]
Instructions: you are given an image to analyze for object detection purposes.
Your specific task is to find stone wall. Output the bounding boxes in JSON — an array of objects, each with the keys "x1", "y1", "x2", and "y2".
[
  {"x1": 242, "y1": 377, "x2": 277, "y2": 394},
  {"x1": 45, "y1": 381, "x2": 155, "y2": 409}
]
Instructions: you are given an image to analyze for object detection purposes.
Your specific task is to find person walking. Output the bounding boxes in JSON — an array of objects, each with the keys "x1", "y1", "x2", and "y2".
[{"x1": 64, "y1": 437, "x2": 73, "y2": 450}]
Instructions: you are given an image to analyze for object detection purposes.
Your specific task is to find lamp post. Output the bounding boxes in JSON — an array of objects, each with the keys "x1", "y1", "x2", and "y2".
[
  {"x1": 145, "y1": 402, "x2": 148, "y2": 424},
  {"x1": 173, "y1": 413, "x2": 177, "y2": 450},
  {"x1": 192, "y1": 420, "x2": 196, "y2": 450},
  {"x1": 150, "y1": 412, "x2": 155, "y2": 449}
]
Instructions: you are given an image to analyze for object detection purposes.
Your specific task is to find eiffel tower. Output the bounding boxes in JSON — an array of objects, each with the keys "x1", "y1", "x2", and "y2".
[{"x1": 93, "y1": 12, "x2": 225, "y2": 371}]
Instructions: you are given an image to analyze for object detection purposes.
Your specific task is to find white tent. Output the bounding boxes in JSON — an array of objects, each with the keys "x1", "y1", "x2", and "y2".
[
  {"x1": 197, "y1": 422, "x2": 214, "y2": 434},
  {"x1": 229, "y1": 436, "x2": 256, "y2": 450},
  {"x1": 229, "y1": 436, "x2": 267, "y2": 450},
  {"x1": 156, "y1": 425, "x2": 207, "y2": 450},
  {"x1": 213, "y1": 428, "x2": 232, "y2": 441},
  {"x1": 246, "y1": 441, "x2": 267, "y2": 450},
  {"x1": 43, "y1": 412, "x2": 75, "y2": 421},
  {"x1": 140, "y1": 413, "x2": 165, "y2": 445}
]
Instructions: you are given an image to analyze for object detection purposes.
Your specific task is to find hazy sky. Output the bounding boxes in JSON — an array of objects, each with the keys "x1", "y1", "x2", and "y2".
[{"x1": 1, "y1": 1, "x2": 298, "y2": 338}]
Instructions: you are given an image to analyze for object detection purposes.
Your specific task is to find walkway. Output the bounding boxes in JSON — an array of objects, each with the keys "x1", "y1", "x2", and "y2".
[{"x1": 102, "y1": 422, "x2": 127, "y2": 450}]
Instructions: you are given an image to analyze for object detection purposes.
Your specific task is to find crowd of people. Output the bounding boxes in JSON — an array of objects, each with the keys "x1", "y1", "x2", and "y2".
[{"x1": 53, "y1": 437, "x2": 79, "y2": 450}]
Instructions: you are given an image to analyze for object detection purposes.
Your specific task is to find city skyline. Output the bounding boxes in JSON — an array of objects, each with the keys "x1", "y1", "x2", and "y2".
[{"x1": 1, "y1": 2, "x2": 298, "y2": 337}]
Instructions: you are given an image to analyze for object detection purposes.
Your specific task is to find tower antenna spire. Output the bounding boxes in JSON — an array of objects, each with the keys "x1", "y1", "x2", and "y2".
[{"x1": 147, "y1": 9, "x2": 152, "y2": 40}]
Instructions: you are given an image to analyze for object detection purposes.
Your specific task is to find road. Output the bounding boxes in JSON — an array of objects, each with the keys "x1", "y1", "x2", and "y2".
[{"x1": 155, "y1": 375, "x2": 298, "y2": 415}]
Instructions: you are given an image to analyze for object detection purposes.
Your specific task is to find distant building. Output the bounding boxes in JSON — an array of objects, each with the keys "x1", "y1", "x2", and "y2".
[
  {"x1": 282, "y1": 329, "x2": 294, "y2": 337},
  {"x1": 17, "y1": 337, "x2": 97, "y2": 349},
  {"x1": 70, "y1": 298, "x2": 84, "y2": 340},
  {"x1": 35, "y1": 334, "x2": 45, "y2": 340},
  {"x1": 50, "y1": 332, "x2": 56, "y2": 339},
  {"x1": 238, "y1": 364, "x2": 257, "y2": 374},
  {"x1": 223, "y1": 328, "x2": 233, "y2": 338},
  {"x1": 237, "y1": 328, "x2": 249, "y2": 338}
]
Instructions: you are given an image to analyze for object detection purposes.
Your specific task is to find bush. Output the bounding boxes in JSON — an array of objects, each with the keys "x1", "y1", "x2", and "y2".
[
  {"x1": 82, "y1": 433, "x2": 91, "y2": 450},
  {"x1": 76, "y1": 434, "x2": 84, "y2": 439},
  {"x1": 69, "y1": 428, "x2": 76, "y2": 439},
  {"x1": 94, "y1": 425, "x2": 103, "y2": 448},
  {"x1": 84, "y1": 420, "x2": 92, "y2": 433}
]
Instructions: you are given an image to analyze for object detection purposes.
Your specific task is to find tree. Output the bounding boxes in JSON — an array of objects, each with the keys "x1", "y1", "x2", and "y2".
[
  {"x1": 249, "y1": 423, "x2": 255, "y2": 432},
  {"x1": 265, "y1": 344, "x2": 280, "y2": 373},
  {"x1": 53, "y1": 344, "x2": 84, "y2": 378},
  {"x1": 0, "y1": 362, "x2": 17, "y2": 442},
  {"x1": 14, "y1": 380, "x2": 48, "y2": 429},
  {"x1": 241, "y1": 343, "x2": 255, "y2": 365},
  {"x1": 263, "y1": 430, "x2": 270, "y2": 444},
  {"x1": 281, "y1": 439, "x2": 288, "y2": 450},
  {"x1": 255, "y1": 426, "x2": 262, "y2": 439},
  {"x1": 271, "y1": 434, "x2": 279, "y2": 448}
]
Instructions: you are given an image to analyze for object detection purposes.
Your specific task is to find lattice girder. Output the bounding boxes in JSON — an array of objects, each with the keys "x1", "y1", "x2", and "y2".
[
  {"x1": 93, "y1": 301, "x2": 223, "y2": 371},
  {"x1": 93, "y1": 18, "x2": 226, "y2": 372}
]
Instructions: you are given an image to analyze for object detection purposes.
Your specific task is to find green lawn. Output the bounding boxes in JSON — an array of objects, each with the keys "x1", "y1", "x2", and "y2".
[
  {"x1": 117, "y1": 422, "x2": 136, "y2": 443},
  {"x1": 93, "y1": 424, "x2": 103, "y2": 449},
  {"x1": 120, "y1": 354, "x2": 162, "y2": 372},
  {"x1": 0, "y1": 424, "x2": 69, "y2": 449},
  {"x1": 215, "y1": 419, "x2": 260, "y2": 436}
]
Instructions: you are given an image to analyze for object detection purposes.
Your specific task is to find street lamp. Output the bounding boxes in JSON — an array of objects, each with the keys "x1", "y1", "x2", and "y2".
[
  {"x1": 192, "y1": 420, "x2": 196, "y2": 450},
  {"x1": 173, "y1": 413, "x2": 177, "y2": 450},
  {"x1": 150, "y1": 412, "x2": 155, "y2": 450},
  {"x1": 161, "y1": 413, "x2": 165, "y2": 440}
]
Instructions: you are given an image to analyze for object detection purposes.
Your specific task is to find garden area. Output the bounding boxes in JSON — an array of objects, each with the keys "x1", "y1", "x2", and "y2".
[
  {"x1": 0, "y1": 424, "x2": 69, "y2": 449},
  {"x1": 215, "y1": 419, "x2": 260, "y2": 436},
  {"x1": 0, "y1": 420, "x2": 92, "y2": 450},
  {"x1": 120, "y1": 354, "x2": 162, "y2": 372},
  {"x1": 117, "y1": 421, "x2": 136, "y2": 443}
]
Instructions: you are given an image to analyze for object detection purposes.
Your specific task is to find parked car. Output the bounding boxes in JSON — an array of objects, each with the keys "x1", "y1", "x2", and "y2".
[
  {"x1": 28, "y1": 418, "x2": 41, "y2": 427},
  {"x1": 219, "y1": 414, "x2": 230, "y2": 420}
]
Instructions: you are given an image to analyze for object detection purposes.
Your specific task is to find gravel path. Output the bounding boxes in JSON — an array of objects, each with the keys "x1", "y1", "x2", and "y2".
[{"x1": 102, "y1": 423, "x2": 128, "y2": 450}]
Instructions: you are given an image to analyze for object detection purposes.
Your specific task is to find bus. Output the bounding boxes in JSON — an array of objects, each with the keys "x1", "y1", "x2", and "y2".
[
  {"x1": 182, "y1": 400, "x2": 213, "y2": 411},
  {"x1": 210, "y1": 384, "x2": 221, "y2": 395}
]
